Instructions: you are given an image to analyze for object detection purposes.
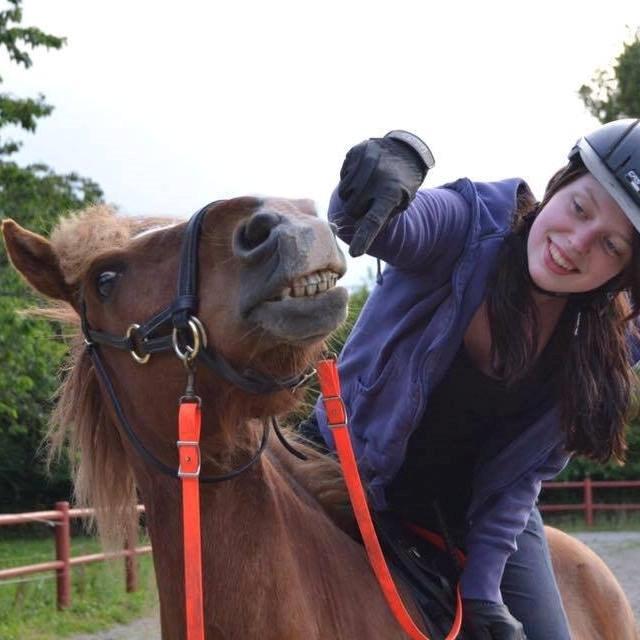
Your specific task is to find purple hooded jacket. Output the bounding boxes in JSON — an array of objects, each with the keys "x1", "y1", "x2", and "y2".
[{"x1": 315, "y1": 177, "x2": 571, "y2": 602}]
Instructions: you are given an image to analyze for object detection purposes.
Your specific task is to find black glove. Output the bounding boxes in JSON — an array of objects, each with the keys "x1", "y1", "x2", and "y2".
[
  {"x1": 462, "y1": 599, "x2": 527, "y2": 640},
  {"x1": 337, "y1": 130, "x2": 434, "y2": 257}
]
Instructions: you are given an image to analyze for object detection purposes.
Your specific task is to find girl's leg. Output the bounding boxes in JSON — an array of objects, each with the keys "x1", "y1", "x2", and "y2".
[{"x1": 500, "y1": 508, "x2": 572, "y2": 640}]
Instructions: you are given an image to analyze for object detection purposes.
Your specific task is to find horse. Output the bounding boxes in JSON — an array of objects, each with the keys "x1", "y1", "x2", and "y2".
[{"x1": 2, "y1": 199, "x2": 638, "y2": 639}]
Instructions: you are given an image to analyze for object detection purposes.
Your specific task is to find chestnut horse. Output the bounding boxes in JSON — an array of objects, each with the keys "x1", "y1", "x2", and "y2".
[{"x1": 2, "y1": 199, "x2": 637, "y2": 639}]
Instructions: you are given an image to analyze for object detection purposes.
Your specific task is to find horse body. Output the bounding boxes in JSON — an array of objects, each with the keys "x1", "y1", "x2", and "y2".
[
  {"x1": 138, "y1": 444, "x2": 415, "y2": 639},
  {"x1": 2, "y1": 198, "x2": 637, "y2": 639},
  {"x1": 547, "y1": 526, "x2": 638, "y2": 640}
]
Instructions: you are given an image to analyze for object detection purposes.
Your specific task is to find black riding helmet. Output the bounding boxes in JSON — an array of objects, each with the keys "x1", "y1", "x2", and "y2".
[{"x1": 569, "y1": 118, "x2": 640, "y2": 232}]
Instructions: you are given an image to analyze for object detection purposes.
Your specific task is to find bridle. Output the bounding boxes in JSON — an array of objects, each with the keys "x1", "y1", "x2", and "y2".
[
  {"x1": 80, "y1": 200, "x2": 314, "y2": 481},
  {"x1": 81, "y1": 199, "x2": 316, "y2": 398}
]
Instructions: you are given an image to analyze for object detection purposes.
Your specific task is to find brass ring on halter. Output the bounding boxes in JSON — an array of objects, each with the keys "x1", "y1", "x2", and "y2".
[
  {"x1": 127, "y1": 324, "x2": 151, "y2": 365},
  {"x1": 190, "y1": 315, "x2": 208, "y2": 349},
  {"x1": 172, "y1": 317, "x2": 207, "y2": 363}
]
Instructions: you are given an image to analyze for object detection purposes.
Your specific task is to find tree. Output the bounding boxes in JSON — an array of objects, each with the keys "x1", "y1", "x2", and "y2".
[
  {"x1": 0, "y1": 2, "x2": 103, "y2": 511},
  {"x1": 578, "y1": 28, "x2": 640, "y2": 122},
  {"x1": 0, "y1": 0, "x2": 65, "y2": 157}
]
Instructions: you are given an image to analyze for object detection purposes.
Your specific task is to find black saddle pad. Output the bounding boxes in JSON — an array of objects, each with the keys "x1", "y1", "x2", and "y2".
[{"x1": 374, "y1": 512, "x2": 470, "y2": 640}]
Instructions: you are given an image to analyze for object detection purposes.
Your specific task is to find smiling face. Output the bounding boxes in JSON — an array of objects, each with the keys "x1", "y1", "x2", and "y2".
[{"x1": 527, "y1": 173, "x2": 635, "y2": 294}]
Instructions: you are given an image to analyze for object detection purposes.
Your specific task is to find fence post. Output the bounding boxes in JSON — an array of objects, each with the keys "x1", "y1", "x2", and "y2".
[
  {"x1": 584, "y1": 476, "x2": 594, "y2": 527},
  {"x1": 125, "y1": 533, "x2": 138, "y2": 593},
  {"x1": 55, "y1": 501, "x2": 71, "y2": 609}
]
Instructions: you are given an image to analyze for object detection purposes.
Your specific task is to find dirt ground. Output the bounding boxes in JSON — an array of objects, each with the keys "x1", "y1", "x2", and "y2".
[{"x1": 70, "y1": 531, "x2": 640, "y2": 639}]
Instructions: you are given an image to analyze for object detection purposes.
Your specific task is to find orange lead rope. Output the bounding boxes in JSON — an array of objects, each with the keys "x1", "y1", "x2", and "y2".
[
  {"x1": 178, "y1": 400, "x2": 205, "y2": 640},
  {"x1": 317, "y1": 358, "x2": 464, "y2": 640}
]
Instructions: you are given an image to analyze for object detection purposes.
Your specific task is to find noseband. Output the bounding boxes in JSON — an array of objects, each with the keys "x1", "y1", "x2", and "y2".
[{"x1": 80, "y1": 200, "x2": 312, "y2": 482}]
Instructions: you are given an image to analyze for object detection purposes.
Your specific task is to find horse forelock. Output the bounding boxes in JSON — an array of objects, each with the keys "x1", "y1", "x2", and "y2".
[{"x1": 49, "y1": 204, "x2": 180, "y2": 285}]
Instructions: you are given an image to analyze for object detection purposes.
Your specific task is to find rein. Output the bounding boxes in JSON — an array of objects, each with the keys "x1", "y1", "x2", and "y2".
[{"x1": 318, "y1": 358, "x2": 463, "y2": 640}]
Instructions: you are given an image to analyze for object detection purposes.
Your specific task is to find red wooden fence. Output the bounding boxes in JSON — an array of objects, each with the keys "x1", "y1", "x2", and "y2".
[
  {"x1": 1, "y1": 481, "x2": 639, "y2": 610},
  {"x1": 539, "y1": 478, "x2": 640, "y2": 526},
  {"x1": 0, "y1": 501, "x2": 151, "y2": 610}
]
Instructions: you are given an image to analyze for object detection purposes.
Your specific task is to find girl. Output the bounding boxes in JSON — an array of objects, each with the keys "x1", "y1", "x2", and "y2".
[{"x1": 306, "y1": 120, "x2": 640, "y2": 639}]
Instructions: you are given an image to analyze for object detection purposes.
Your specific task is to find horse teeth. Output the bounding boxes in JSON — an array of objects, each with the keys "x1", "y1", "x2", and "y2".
[
  {"x1": 288, "y1": 270, "x2": 340, "y2": 297},
  {"x1": 281, "y1": 287, "x2": 291, "y2": 298}
]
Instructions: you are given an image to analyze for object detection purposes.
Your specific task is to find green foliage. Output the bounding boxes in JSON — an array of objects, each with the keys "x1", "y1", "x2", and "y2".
[
  {"x1": 578, "y1": 28, "x2": 640, "y2": 122},
  {"x1": 0, "y1": 0, "x2": 65, "y2": 158},
  {"x1": 0, "y1": 5, "x2": 103, "y2": 511},
  {"x1": 0, "y1": 162, "x2": 103, "y2": 515},
  {"x1": 0, "y1": 160, "x2": 104, "y2": 510},
  {"x1": 557, "y1": 418, "x2": 640, "y2": 481},
  {"x1": 543, "y1": 449, "x2": 640, "y2": 520},
  {"x1": 0, "y1": 160, "x2": 103, "y2": 240},
  {"x1": 326, "y1": 285, "x2": 370, "y2": 358},
  {"x1": 0, "y1": 295, "x2": 71, "y2": 511}
]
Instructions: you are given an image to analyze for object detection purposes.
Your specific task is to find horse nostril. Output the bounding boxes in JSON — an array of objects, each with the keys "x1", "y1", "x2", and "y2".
[{"x1": 241, "y1": 211, "x2": 282, "y2": 251}]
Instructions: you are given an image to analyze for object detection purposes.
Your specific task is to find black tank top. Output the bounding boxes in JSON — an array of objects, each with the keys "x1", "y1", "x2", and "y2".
[{"x1": 386, "y1": 338, "x2": 560, "y2": 534}]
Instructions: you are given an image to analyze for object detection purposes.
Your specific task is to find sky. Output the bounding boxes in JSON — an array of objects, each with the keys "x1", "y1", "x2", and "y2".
[{"x1": 3, "y1": 0, "x2": 639, "y2": 288}]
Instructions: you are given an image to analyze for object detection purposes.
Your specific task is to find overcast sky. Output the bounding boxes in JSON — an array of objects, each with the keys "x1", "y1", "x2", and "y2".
[{"x1": 4, "y1": 1, "x2": 639, "y2": 287}]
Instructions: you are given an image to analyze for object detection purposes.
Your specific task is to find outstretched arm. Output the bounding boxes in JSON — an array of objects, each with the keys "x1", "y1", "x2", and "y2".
[{"x1": 329, "y1": 183, "x2": 472, "y2": 271}]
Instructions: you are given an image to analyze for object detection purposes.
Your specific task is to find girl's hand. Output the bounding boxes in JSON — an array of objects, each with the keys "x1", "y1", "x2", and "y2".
[
  {"x1": 462, "y1": 599, "x2": 528, "y2": 639},
  {"x1": 337, "y1": 130, "x2": 434, "y2": 257}
]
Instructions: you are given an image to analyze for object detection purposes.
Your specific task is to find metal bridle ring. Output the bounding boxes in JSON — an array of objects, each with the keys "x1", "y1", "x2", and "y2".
[
  {"x1": 126, "y1": 324, "x2": 150, "y2": 365},
  {"x1": 172, "y1": 317, "x2": 207, "y2": 363}
]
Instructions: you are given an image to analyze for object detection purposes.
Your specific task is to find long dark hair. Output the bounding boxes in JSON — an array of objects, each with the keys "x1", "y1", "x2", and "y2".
[{"x1": 487, "y1": 160, "x2": 640, "y2": 463}]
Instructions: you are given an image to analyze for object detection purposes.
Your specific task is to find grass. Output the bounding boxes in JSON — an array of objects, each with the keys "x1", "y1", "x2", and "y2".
[
  {"x1": 0, "y1": 533, "x2": 158, "y2": 640},
  {"x1": 542, "y1": 510, "x2": 640, "y2": 532}
]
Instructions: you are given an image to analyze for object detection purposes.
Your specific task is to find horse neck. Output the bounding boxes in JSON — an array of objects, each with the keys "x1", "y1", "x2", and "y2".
[{"x1": 135, "y1": 429, "x2": 408, "y2": 640}]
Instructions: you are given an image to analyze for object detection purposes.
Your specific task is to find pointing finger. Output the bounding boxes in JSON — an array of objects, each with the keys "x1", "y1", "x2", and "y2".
[{"x1": 349, "y1": 193, "x2": 401, "y2": 257}]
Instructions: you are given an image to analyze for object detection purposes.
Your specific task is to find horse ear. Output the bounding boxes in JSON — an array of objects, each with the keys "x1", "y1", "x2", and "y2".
[{"x1": 2, "y1": 219, "x2": 74, "y2": 304}]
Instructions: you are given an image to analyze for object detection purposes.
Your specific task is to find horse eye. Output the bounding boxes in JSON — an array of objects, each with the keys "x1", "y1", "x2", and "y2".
[{"x1": 96, "y1": 271, "x2": 120, "y2": 299}]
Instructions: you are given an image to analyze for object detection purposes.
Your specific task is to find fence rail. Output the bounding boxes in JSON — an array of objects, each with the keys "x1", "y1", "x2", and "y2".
[
  {"x1": 0, "y1": 501, "x2": 151, "y2": 610},
  {"x1": 1, "y1": 481, "x2": 639, "y2": 610},
  {"x1": 539, "y1": 478, "x2": 640, "y2": 526}
]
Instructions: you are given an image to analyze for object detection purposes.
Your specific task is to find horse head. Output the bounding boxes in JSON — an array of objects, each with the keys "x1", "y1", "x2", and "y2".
[{"x1": 2, "y1": 197, "x2": 348, "y2": 543}]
